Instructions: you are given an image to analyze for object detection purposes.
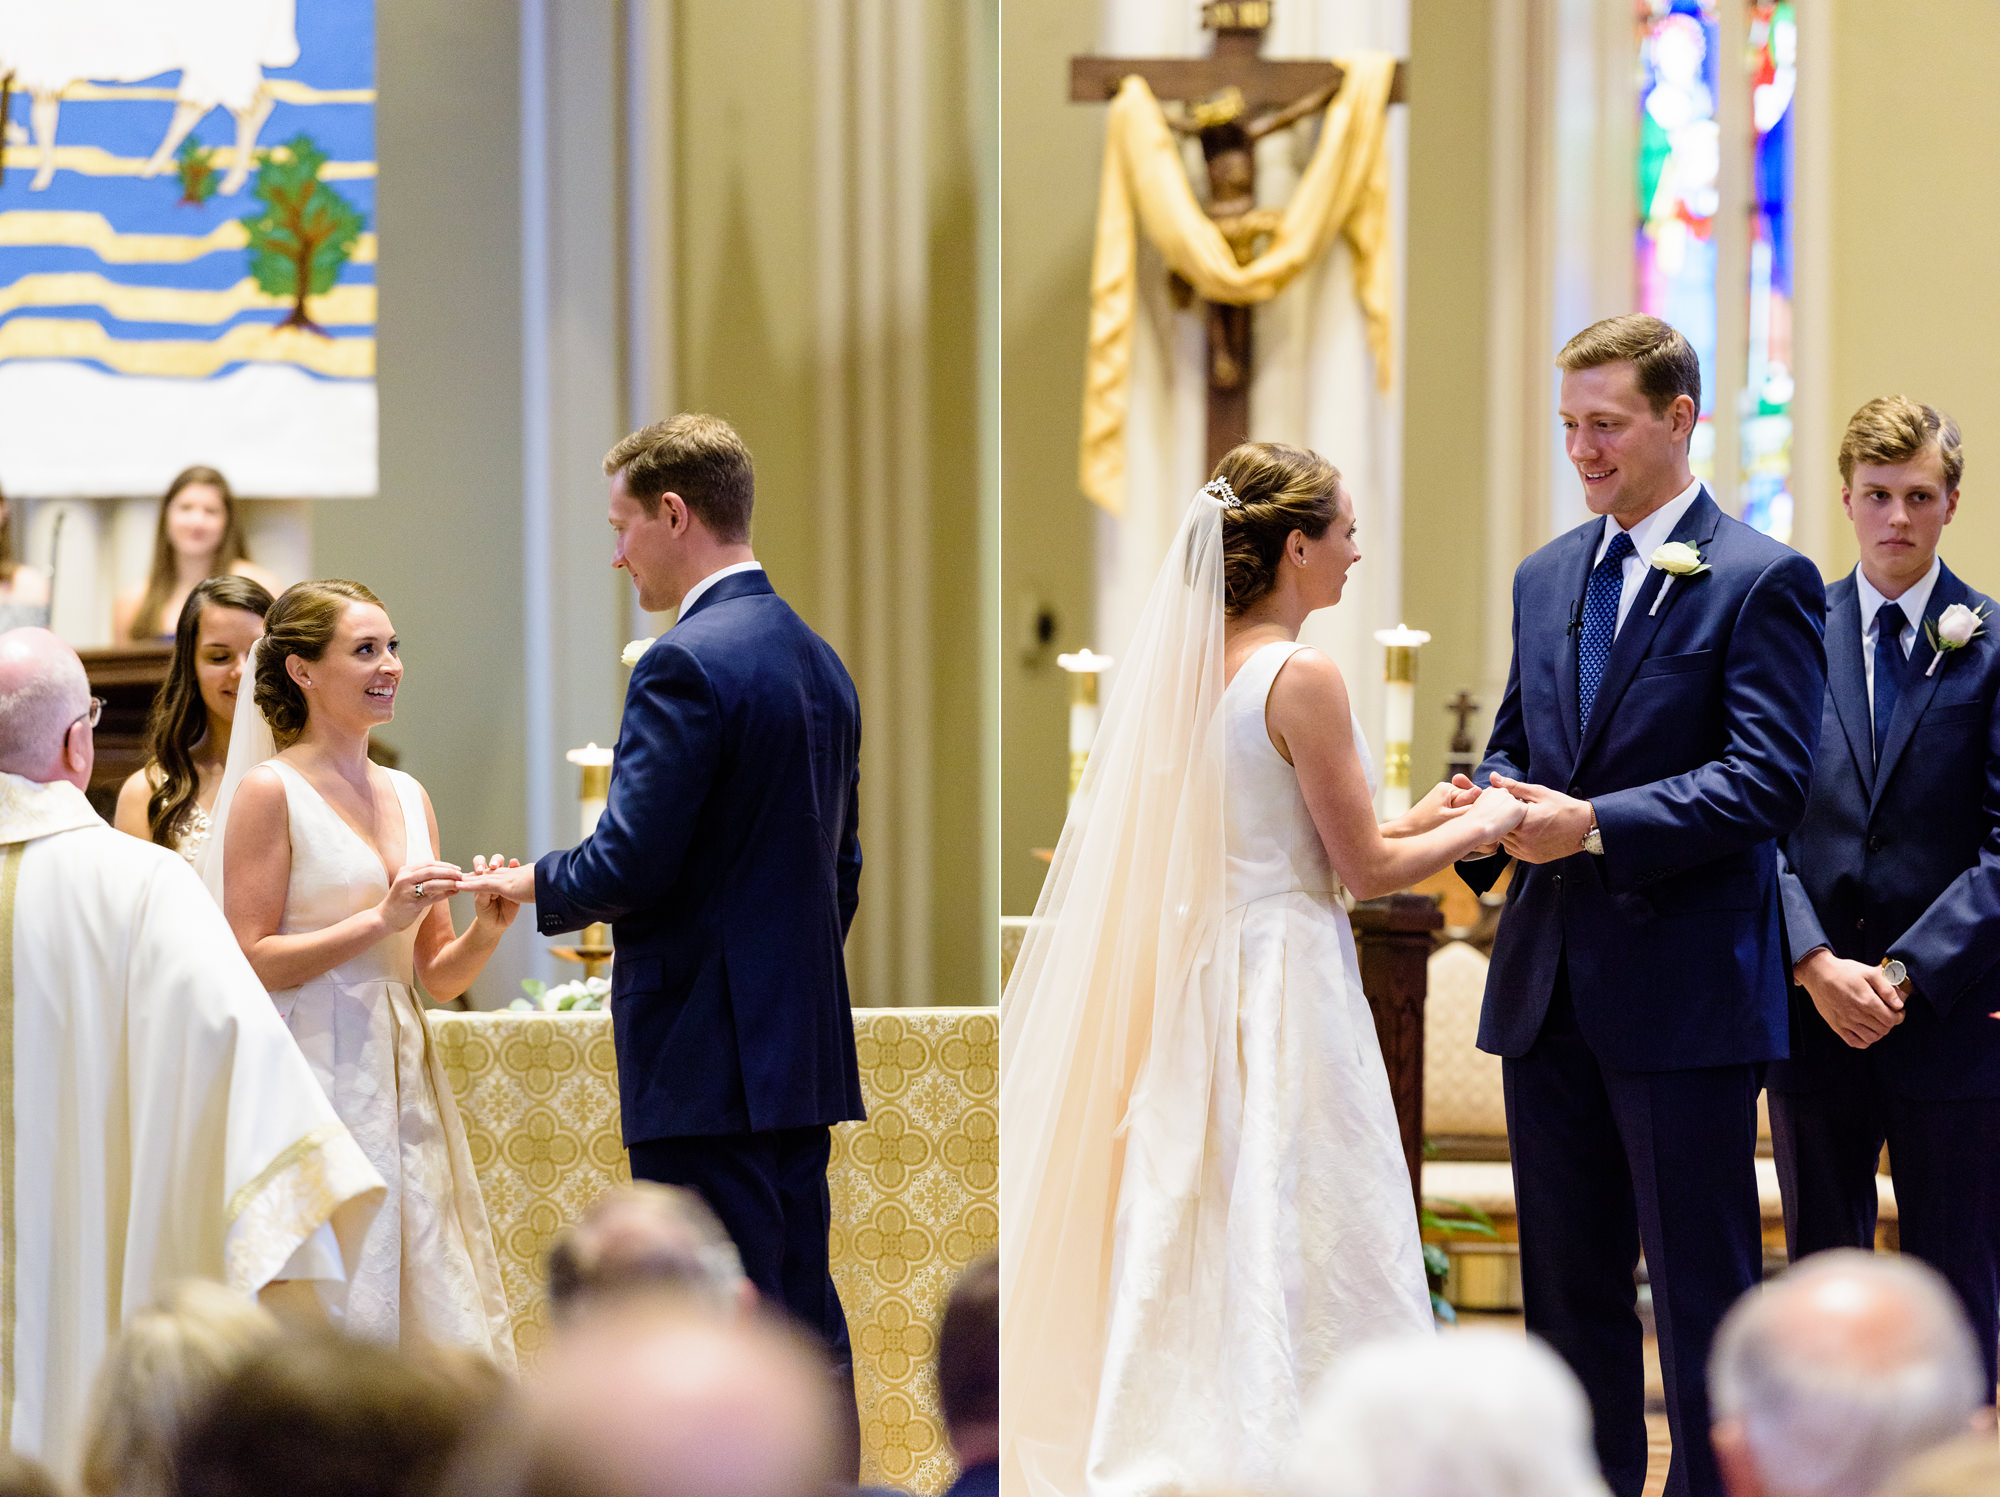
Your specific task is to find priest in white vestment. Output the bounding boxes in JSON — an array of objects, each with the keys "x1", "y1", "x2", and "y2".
[{"x1": 0, "y1": 628, "x2": 385, "y2": 1473}]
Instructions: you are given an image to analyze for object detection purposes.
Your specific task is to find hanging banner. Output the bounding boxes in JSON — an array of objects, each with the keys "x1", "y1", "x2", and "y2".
[{"x1": 0, "y1": 0, "x2": 376, "y2": 498}]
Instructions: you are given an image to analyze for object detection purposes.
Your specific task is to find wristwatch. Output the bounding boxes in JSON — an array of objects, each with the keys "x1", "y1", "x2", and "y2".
[
  {"x1": 1581, "y1": 821, "x2": 1603, "y2": 857},
  {"x1": 1880, "y1": 957, "x2": 1909, "y2": 990}
]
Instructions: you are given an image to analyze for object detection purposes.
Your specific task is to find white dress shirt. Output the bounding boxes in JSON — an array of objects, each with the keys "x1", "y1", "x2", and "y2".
[
  {"x1": 677, "y1": 559, "x2": 764, "y2": 618},
  {"x1": 1854, "y1": 555, "x2": 1942, "y2": 735},
  {"x1": 1591, "y1": 476, "x2": 1705, "y2": 635}
]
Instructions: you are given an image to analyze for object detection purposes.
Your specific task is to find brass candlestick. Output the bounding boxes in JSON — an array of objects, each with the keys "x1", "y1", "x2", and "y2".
[
  {"x1": 1373, "y1": 625, "x2": 1431, "y2": 818},
  {"x1": 550, "y1": 742, "x2": 614, "y2": 980}
]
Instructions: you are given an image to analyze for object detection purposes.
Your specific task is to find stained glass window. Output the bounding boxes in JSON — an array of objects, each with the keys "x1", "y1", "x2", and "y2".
[
  {"x1": 1637, "y1": 0, "x2": 1721, "y2": 484},
  {"x1": 1634, "y1": 0, "x2": 1798, "y2": 542},
  {"x1": 1742, "y1": 2, "x2": 1797, "y2": 541}
]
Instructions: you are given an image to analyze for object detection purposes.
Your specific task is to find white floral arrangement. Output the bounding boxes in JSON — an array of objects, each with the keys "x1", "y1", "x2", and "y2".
[
  {"x1": 510, "y1": 976, "x2": 610, "y2": 1012},
  {"x1": 1926, "y1": 602, "x2": 1989, "y2": 676},
  {"x1": 622, "y1": 637, "x2": 656, "y2": 667}
]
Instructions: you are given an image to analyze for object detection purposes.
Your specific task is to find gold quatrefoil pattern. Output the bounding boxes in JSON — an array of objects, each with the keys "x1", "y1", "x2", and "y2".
[{"x1": 431, "y1": 1006, "x2": 998, "y2": 1496}]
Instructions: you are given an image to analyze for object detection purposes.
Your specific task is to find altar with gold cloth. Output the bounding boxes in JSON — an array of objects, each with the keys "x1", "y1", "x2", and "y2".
[{"x1": 431, "y1": 1006, "x2": 998, "y2": 1496}]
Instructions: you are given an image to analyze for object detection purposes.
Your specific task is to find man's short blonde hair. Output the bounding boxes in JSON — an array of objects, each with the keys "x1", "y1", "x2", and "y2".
[
  {"x1": 603, "y1": 413, "x2": 755, "y2": 542},
  {"x1": 1557, "y1": 314, "x2": 1703, "y2": 422},
  {"x1": 1839, "y1": 396, "x2": 1964, "y2": 491}
]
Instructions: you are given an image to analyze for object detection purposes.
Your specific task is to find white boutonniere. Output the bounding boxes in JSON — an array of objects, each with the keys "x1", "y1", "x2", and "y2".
[
  {"x1": 1924, "y1": 602, "x2": 1990, "y2": 676},
  {"x1": 621, "y1": 637, "x2": 656, "y2": 668},
  {"x1": 1648, "y1": 541, "x2": 1711, "y2": 616}
]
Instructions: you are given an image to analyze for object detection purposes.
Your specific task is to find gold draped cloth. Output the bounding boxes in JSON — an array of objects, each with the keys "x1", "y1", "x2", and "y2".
[
  {"x1": 0, "y1": 774, "x2": 383, "y2": 1475},
  {"x1": 1080, "y1": 54, "x2": 1398, "y2": 513}
]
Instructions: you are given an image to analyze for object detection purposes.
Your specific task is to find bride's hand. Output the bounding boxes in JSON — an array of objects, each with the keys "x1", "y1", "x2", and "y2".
[
  {"x1": 470, "y1": 853, "x2": 523, "y2": 933},
  {"x1": 382, "y1": 861, "x2": 464, "y2": 932},
  {"x1": 1471, "y1": 785, "x2": 1527, "y2": 843}
]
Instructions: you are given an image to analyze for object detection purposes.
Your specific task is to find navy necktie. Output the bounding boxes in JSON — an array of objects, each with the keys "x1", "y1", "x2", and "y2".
[
  {"x1": 1578, "y1": 528, "x2": 1635, "y2": 731},
  {"x1": 1874, "y1": 599, "x2": 1909, "y2": 762}
]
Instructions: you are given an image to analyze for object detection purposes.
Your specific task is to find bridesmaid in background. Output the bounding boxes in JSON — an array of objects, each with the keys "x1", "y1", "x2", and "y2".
[
  {"x1": 0, "y1": 483, "x2": 51, "y2": 632},
  {"x1": 113, "y1": 467, "x2": 281, "y2": 643},
  {"x1": 113, "y1": 574, "x2": 273, "y2": 863}
]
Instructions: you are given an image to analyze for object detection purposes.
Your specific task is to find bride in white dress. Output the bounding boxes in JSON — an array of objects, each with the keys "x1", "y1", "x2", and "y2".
[
  {"x1": 213, "y1": 579, "x2": 518, "y2": 1365},
  {"x1": 1002, "y1": 445, "x2": 1525, "y2": 1497}
]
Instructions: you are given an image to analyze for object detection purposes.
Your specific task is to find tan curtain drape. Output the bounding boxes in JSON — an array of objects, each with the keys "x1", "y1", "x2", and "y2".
[{"x1": 1080, "y1": 54, "x2": 1398, "y2": 514}]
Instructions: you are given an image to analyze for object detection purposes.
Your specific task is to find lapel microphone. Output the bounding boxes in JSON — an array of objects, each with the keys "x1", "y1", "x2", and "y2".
[{"x1": 1567, "y1": 597, "x2": 1584, "y2": 636}]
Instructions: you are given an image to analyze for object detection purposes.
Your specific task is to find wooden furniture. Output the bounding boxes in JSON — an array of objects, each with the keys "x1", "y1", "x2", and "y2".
[
  {"x1": 1351, "y1": 892, "x2": 1444, "y2": 1207},
  {"x1": 77, "y1": 644, "x2": 172, "y2": 817}
]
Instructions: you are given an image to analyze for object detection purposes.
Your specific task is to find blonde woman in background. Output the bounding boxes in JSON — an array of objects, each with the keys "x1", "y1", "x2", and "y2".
[
  {"x1": 113, "y1": 467, "x2": 280, "y2": 643},
  {"x1": 0, "y1": 482, "x2": 51, "y2": 632},
  {"x1": 80, "y1": 1279, "x2": 278, "y2": 1497}
]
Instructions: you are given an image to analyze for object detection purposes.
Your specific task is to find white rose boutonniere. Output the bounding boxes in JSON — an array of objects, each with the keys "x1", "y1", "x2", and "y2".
[
  {"x1": 1648, "y1": 541, "x2": 1711, "y2": 616},
  {"x1": 621, "y1": 637, "x2": 656, "y2": 668},
  {"x1": 1925, "y1": 602, "x2": 1990, "y2": 676}
]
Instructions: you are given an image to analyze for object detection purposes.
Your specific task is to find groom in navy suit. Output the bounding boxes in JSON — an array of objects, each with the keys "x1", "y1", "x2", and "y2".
[
  {"x1": 1772, "y1": 397, "x2": 2000, "y2": 1395},
  {"x1": 1457, "y1": 316, "x2": 1826, "y2": 1497},
  {"x1": 466, "y1": 415, "x2": 867, "y2": 1404}
]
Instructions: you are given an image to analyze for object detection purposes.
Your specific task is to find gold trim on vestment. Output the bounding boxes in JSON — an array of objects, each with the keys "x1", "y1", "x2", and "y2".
[
  {"x1": 224, "y1": 1120, "x2": 345, "y2": 1228},
  {"x1": 0, "y1": 843, "x2": 21, "y2": 1446}
]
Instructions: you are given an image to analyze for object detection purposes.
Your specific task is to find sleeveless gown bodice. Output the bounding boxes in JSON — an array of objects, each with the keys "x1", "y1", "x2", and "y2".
[
  {"x1": 264, "y1": 760, "x2": 515, "y2": 1366},
  {"x1": 1087, "y1": 640, "x2": 1432, "y2": 1496}
]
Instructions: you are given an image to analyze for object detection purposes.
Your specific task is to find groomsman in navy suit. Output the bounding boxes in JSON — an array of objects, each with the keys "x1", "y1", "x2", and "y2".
[
  {"x1": 1457, "y1": 316, "x2": 1827, "y2": 1497},
  {"x1": 1772, "y1": 397, "x2": 2000, "y2": 1395}
]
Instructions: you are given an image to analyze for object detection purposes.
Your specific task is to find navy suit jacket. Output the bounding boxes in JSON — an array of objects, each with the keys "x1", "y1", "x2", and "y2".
[
  {"x1": 1461, "y1": 489, "x2": 1827, "y2": 1070},
  {"x1": 1772, "y1": 563, "x2": 2000, "y2": 1100},
  {"x1": 535, "y1": 570, "x2": 868, "y2": 1141}
]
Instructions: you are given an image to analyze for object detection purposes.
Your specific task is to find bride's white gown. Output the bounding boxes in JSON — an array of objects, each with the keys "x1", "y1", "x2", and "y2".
[
  {"x1": 1089, "y1": 640, "x2": 1433, "y2": 1495},
  {"x1": 263, "y1": 760, "x2": 515, "y2": 1366}
]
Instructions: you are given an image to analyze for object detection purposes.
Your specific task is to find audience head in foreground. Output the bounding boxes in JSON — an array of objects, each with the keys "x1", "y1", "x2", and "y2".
[
  {"x1": 81, "y1": 1279, "x2": 278, "y2": 1497},
  {"x1": 545, "y1": 1182, "x2": 754, "y2": 1318},
  {"x1": 0, "y1": 626, "x2": 93, "y2": 787},
  {"x1": 937, "y1": 1254, "x2": 999, "y2": 1492},
  {"x1": 1710, "y1": 1249, "x2": 1987, "y2": 1497},
  {"x1": 1289, "y1": 1328, "x2": 1612, "y2": 1497},
  {"x1": 444, "y1": 1296, "x2": 842, "y2": 1497},
  {"x1": 174, "y1": 1326, "x2": 503, "y2": 1497}
]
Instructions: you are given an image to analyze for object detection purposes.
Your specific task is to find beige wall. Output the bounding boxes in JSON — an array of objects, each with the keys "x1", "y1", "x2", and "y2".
[
  {"x1": 1400, "y1": 0, "x2": 1495, "y2": 801},
  {"x1": 999, "y1": 0, "x2": 1104, "y2": 917},
  {"x1": 1814, "y1": 0, "x2": 2000, "y2": 586}
]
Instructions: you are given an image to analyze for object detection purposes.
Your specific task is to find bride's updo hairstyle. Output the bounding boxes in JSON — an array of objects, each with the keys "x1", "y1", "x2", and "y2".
[
  {"x1": 1216, "y1": 442, "x2": 1344, "y2": 618},
  {"x1": 257, "y1": 579, "x2": 386, "y2": 746}
]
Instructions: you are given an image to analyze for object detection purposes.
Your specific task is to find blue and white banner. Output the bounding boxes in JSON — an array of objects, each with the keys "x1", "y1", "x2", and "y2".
[{"x1": 0, "y1": 0, "x2": 376, "y2": 498}]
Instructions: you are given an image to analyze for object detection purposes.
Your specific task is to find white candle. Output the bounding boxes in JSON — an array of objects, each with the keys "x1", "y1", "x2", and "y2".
[
  {"x1": 566, "y1": 743, "x2": 614, "y2": 838},
  {"x1": 1057, "y1": 649, "x2": 1114, "y2": 803},
  {"x1": 1373, "y1": 625, "x2": 1431, "y2": 821}
]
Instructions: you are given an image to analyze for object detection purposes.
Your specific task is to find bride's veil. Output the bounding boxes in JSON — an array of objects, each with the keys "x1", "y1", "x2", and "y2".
[
  {"x1": 193, "y1": 636, "x2": 280, "y2": 906},
  {"x1": 1000, "y1": 486, "x2": 1232, "y2": 1496}
]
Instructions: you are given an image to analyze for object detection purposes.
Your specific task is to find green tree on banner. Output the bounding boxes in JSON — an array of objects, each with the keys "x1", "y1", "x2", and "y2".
[{"x1": 240, "y1": 134, "x2": 365, "y2": 335}]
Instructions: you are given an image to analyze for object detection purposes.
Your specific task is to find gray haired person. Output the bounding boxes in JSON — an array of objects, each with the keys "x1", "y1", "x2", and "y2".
[
  {"x1": 545, "y1": 1182, "x2": 754, "y2": 1318},
  {"x1": 1290, "y1": 1329, "x2": 1614, "y2": 1497},
  {"x1": 1711, "y1": 1250, "x2": 1988, "y2": 1497}
]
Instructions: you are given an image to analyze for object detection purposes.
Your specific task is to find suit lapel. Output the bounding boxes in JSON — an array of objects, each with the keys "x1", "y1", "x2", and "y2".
[
  {"x1": 1554, "y1": 522, "x2": 1599, "y2": 764},
  {"x1": 1870, "y1": 564, "x2": 1969, "y2": 812},
  {"x1": 1822, "y1": 574, "x2": 1874, "y2": 796},
  {"x1": 1574, "y1": 490, "x2": 1722, "y2": 773}
]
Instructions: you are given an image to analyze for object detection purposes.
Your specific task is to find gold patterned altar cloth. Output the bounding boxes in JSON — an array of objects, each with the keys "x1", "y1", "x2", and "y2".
[{"x1": 431, "y1": 1006, "x2": 998, "y2": 1496}]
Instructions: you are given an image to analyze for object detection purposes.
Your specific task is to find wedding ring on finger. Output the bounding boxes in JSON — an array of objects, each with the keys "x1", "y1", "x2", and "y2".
[{"x1": 414, "y1": 882, "x2": 427, "y2": 899}]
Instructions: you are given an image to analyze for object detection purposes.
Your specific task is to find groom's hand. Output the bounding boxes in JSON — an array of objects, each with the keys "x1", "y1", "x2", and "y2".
[
  {"x1": 459, "y1": 863, "x2": 537, "y2": 905},
  {"x1": 1490, "y1": 774, "x2": 1595, "y2": 864}
]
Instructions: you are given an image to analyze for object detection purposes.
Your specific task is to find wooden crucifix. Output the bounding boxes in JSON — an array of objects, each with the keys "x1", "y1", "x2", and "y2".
[{"x1": 1071, "y1": 1, "x2": 1407, "y2": 474}]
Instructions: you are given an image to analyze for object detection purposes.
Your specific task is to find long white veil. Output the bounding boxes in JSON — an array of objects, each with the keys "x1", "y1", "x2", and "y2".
[
  {"x1": 193, "y1": 636, "x2": 280, "y2": 906},
  {"x1": 1000, "y1": 486, "x2": 1231, "y2": 1497}
]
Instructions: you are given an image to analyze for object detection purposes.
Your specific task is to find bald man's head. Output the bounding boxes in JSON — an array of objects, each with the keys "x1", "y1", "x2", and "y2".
[
  {"x1": 0, "y1": 629, "x2": 91, "y2": 788},
  {"x1": 1711, "y1": 1250, "x2": 1986, "y2": 1497},
  {"x1": 445, "y1": 1299, "x2": 841, "y2": 1497}
]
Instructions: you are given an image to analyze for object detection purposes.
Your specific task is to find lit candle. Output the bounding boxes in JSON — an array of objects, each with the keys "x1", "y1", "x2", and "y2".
[
  {"x1": 1056, "y1": 649, "x2": 1114, "y2": 804},
  {"x1": 566, "y1": 743, "x2": 614, "y2": 838},
  {"x1": 1372, "y1": 625, "x2": 1431, "y2": 819}
]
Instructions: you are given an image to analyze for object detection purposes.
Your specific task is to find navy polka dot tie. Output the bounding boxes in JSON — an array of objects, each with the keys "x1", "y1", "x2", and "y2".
[{"x1": 1578, "y1": 529, "x2": 1634, "y2": 732}]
